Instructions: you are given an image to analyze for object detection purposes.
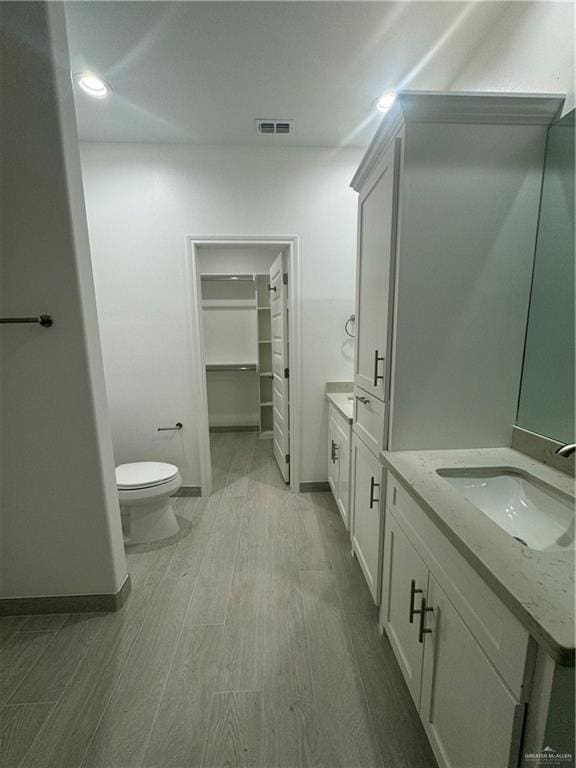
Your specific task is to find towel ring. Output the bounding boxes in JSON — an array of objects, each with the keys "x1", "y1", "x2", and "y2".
[{"x1": 345, "y1": 314, "x2": 356, "y2": 338}]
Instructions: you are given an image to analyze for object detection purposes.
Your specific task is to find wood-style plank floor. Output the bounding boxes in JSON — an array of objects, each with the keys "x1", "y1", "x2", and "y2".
[{"x1": 0, "y1": 433, "x2": 436, "y2": 768}]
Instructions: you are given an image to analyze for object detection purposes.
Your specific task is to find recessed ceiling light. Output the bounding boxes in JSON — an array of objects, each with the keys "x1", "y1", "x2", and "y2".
[
  {"x1": 76, "y1": 73, "x2": 110, "y2": 98},
  {"x1": 376, "y1": 91, "x2": 397, "y2": 114}
]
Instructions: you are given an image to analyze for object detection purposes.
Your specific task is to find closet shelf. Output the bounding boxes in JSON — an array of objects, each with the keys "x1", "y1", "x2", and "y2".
[
  {"x1": 202, "y1": 299, "x2": 256, "y2": 309},
  {"x1": 259, "y1": 371, "x2": 273, "y2": 377},
  {"x1": 206, "y1": 363, "x2": 258, "y2": 372},
  {"x1": 257, "y1": 306, "x2": 271, "y2": 311},
  {"x1": 260, "y1": 401, "x2": 273, "y2": 407},
  {"x1": 258, "y1": 339, "x2": 272, "y2": 344},
  {"x1": 201, "y1": 273, "x2": 254, "y2": 282}
]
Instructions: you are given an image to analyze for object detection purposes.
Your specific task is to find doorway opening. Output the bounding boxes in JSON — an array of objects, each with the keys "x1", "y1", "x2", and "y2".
[{"x1": 185, "y1": 236, "x2": 301, "y2": 495}]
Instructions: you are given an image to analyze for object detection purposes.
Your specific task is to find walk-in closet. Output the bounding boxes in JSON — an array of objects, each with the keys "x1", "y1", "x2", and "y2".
[{"x1": 198, "y1": 247, "x2": 279, "y2": 437}]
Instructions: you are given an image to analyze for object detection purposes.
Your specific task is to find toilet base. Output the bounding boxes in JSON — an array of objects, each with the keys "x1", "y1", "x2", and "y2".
[{"x1": 121, "y1": 497, "x2": 179, "y2": 545}]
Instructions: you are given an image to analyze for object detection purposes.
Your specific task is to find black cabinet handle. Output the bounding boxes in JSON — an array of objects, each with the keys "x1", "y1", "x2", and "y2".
[
  {"x1": 373, "y1": 349, "x2": 385, "y2": 386},
  {"x1": 369, "y1": 476, "x2": 380, "y2": 508},
  {"x1": 409, "y1": 579, "x2": 423, "y2": 624},
  {"x1": 418, "y1": 596, "x2": 434, "y2": 643},
  {"x1": 330, "y1": 440, "x2": 339, "y2": 464}
]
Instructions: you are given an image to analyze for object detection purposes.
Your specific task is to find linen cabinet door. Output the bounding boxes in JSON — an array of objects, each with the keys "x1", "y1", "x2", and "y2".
[
  {"x1": 351, "y1": 436, "x2": 384, "y2": 603},
  {"x1": 334, "y1": 417, "x2": 350, "y2": 530},
  {"x1": 380, "y1": 511, "x2": 428, "y2": 706},
  {"x1": 354, "y1": 138, "x2": 399, "y2": 401},
  {"x1": 420, "y1": 575, "x2": 524, "y2": 768}
]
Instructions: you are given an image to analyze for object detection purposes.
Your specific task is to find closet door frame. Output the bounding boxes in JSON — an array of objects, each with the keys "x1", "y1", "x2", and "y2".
[{"x1": 185, "y1": 235, "x2": 301, "y2": 495}]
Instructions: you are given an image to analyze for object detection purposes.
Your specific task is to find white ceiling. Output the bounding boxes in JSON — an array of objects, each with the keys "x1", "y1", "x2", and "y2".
[{"x1": 65, "y1": 1, "x2": 514, "y2": 147}]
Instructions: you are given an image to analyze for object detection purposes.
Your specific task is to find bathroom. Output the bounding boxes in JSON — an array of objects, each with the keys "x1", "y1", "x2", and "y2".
[{"x1": 0, "y1": 2, "x2": 574, "y2": 767}]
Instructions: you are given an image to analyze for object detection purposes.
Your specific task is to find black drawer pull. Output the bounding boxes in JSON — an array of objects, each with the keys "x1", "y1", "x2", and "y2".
[
  {"x1": 369, "y1": 476, "x2": 380, "y2": 509},
  {"x1": 418, "y1": 597, "x2": 434, "y2": 643},
  {"x1": 373, "y1": 349, "x2": 385, "y2": 386},
  {"x1": 409, "y1": 579, "x2": 423, "y2": 623},
  {"x1": 330, "y1": 440, "x2": 339, "y2": 463}
]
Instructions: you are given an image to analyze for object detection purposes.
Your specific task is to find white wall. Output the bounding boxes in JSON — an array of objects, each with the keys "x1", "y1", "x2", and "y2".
[
  {"x1": 450, "y1": 2, "x2": 575, "y2": 113},
  {"x1": 80, "y1": 144, "x2": 361, "y2": 484},
  {"x1": 0, "y1": 3, "x2": 127, "y2": 598},
  {"x1": 198, "y1": 245, "x2": 278, "y2": 275}
]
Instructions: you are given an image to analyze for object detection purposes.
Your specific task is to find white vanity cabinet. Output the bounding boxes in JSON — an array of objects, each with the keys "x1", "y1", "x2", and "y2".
[
  {"x1": 327, "y1": 411, "x2": 340, "y2": 497},
  {"x1": 381, "y1": 511, "x2": 429, "y2": 703},
  {"x1": 351, "y1": 435, "x2": 384, "y2": 603},
  {"x1": 349, "y1": 90, "x2": 563, "y2": 614},
  {"x1": 420, "y1": 575, "x2": 524, "y2": 768},
  {"x1": 381, "y1": 476, "x2": 530, "y2": 768},
  {"x1": 327, "y1": 403, "x2": 352, "y2": 530},
  {"x1": 335, "y1": 423, "x2": 350, "y2": 526}
]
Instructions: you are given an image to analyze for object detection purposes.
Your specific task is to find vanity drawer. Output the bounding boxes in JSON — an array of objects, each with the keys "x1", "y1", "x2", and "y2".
[
  {"x1": 385, "y1": 475, "x2": 531, "y2": 698},
  {"x1": 353, "y1": 386, "x2": 387, "y2": 455}
]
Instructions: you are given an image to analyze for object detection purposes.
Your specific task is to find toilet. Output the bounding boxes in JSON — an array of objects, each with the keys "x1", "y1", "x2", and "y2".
[{"x1": 116, "y1": 462, "x2": 182, "y2": 544}]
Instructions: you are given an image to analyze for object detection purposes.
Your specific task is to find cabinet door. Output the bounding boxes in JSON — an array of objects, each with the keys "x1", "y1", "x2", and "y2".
[
  {"x1": 380, "y1": 511, "x2": 429, "y2": 706},
  {"x1": 327, "y1": 410, "x2": 340, "y2": 497},
  {"x1": 351, "y1": 436, "x2": 384, "y2": 603},
  {"x1": 354, "y1": 138, "x2": 399, "y2": 401},
  {"x1": 334, "y1": 418, "x2": 350, "y2": 530},
  {"x1": 421, "y1": 576, "x2": 524, "y2": 768}
]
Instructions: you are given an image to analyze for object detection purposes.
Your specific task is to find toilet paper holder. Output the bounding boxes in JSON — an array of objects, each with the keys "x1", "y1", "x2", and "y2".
[{"x1": 157, "y1": 422, "x2": 183, "y2": 431}]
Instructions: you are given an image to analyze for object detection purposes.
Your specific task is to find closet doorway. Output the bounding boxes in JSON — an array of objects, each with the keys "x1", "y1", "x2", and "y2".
[{"x1": 186, "y1": 236, "x2": 300, "y2": 495}]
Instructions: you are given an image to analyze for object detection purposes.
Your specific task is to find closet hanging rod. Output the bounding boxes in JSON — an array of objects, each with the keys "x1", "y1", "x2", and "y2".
[
  {"x1": 206, "y1": 363, "x2": 257, "y2": 372},
  {"x1": 200, "y1": 274, "x2": 255, "y2": 282},
  {"x1": 0, "y1": 314, "x2": 53, "y2": 328}
]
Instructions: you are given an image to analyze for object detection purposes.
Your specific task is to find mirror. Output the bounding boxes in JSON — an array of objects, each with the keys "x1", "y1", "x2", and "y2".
[{"x1": 517, "y1": 109, "x2": 575, "y2": 443}]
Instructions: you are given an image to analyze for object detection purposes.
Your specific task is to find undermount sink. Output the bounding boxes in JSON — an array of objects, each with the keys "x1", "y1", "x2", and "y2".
[{"x1": 437, "y1": 468, "x2": 575, "y2": 553}]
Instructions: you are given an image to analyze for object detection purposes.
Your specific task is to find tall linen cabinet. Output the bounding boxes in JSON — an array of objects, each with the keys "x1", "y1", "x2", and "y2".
[{"x1": 348, "y1": 91, "x2": 563, "y2": 604}]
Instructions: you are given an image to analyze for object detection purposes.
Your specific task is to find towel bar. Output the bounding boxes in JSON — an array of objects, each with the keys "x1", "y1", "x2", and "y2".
[{"x1": 0, "y1": 315, "x2": 53, "y2": 327}]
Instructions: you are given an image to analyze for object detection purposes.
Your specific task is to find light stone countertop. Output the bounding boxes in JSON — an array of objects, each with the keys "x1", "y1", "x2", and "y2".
[
  {"x1": 326, "y1": 392, "x2": 353, "y2": 424},
  {"x1": 380, "y1": 447, "x2": 575, "y2": 666}
]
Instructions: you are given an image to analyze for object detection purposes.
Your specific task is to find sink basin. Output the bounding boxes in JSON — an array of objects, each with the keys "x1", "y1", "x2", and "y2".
[{"x1": 437, "y1": 468, "x2": 575, "y2": 552}]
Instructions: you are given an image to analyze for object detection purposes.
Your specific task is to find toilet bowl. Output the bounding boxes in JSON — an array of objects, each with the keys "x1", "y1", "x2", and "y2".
[{"x1": 116, "y1": 462, "x2": 182, "y2": 544}]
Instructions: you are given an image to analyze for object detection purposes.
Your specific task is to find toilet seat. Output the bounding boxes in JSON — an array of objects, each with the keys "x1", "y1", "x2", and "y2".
[{"x1": 116, "y1": 462, "x2": 179, "y2": 491}]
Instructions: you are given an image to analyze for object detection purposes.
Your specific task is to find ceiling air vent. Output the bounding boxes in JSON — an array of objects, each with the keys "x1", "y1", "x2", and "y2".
[{"x1": 256, "y1": 119, "x2": 294, "y2": 135}]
